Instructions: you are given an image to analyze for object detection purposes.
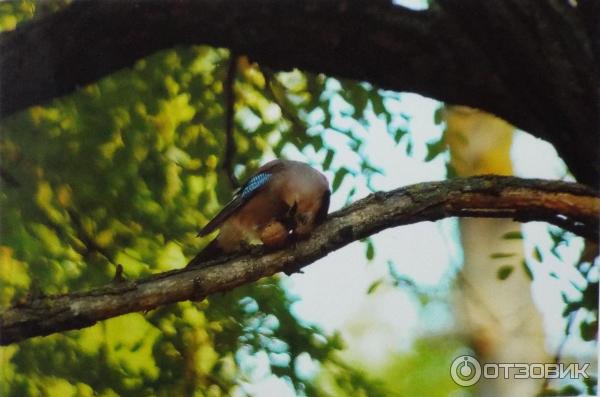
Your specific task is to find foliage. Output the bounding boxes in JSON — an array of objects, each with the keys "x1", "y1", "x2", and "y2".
[
  {"x1": 0, "y1": 0, "x2": 69, "y2": 32},
  {"x1": 0, "y1": 2, "x2": 597, "y2": 397},
  {"x1": 0, "y1": 2, "x2": 415, "y2": 392},
  {"x1": 377, "y1": 336, "x2": 472, "y2": 397}
]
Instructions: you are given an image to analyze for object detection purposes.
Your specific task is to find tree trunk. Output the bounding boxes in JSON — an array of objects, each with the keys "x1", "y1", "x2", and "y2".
[{"x1": 446, "y1": 107, "x2": 548, "y2": 397}]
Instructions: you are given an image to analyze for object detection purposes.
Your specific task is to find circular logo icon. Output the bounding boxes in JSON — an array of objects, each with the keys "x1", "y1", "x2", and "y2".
[{"x1": 450, "y1": 355, "x2": 482, "y2": 386}]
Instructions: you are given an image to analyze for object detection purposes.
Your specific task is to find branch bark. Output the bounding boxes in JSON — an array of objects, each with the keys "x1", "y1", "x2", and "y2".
[
  {"x1": 0, "y1": 0, "x2": 597, "y2": 186},
  {"x1": 1, "y1": 176, "x2": 598, "y2": 345}
]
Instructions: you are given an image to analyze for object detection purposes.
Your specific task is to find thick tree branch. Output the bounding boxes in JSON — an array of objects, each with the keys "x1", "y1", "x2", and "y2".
[
  {"x1": 1, "y1": 176, "x2": 598, "y2": 345},
  {"x1": 0, "y1": 0, "x2": 597, "y2": 186}
]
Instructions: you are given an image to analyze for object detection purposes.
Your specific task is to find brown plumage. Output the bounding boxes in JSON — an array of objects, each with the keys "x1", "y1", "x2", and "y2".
[{"x1": 188, "y1": 159, "x2": 330, "y2": 267}]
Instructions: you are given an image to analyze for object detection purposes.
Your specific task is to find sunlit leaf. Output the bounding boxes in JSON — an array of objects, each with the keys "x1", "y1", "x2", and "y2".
[{"x1": 367, "y1": 279, "x2": 383, "y2": 295}]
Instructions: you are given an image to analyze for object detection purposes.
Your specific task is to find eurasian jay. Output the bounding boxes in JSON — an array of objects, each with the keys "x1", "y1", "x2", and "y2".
[{"x1": 187, "y1": 159, "x2": 330, "y2": 267}]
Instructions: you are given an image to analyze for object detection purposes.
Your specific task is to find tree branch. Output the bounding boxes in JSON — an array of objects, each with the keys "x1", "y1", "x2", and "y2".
[
  {"x1": 1, "y1": 176, "x2": 598, "y2": 345},
  {"x1": 0, "y1": 0, "x2": 597, "y2": 185}
]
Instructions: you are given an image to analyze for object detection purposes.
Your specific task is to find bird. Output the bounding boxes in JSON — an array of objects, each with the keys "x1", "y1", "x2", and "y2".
[{"x1": 187, "y1": 159, "x2": 330, "y2": 268}]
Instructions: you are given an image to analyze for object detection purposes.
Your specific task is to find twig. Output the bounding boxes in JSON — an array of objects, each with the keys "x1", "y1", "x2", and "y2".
[
  {"x1": 66, "y1": 208, "x2": 116, "y2": 265},
  {"x1": 539, "y1": 311, "x2": 577, "y2": 394},
  {"x1": 113, "y1": 264, "x2": 126, "y2": 283}
]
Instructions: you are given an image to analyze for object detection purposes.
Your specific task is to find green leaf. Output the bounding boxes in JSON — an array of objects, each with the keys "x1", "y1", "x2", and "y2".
[
  {"x1": 490, "y1": 252, "x2": 516, "y2": 259},
  {"x1": 532, "y1": 246, "x2": 543, "y2": 262},
  {"x1": 549, "y1": 227, "x2": 567, "y2": 245},
  {"x1": 323, "y1": 149, "x2": 335, "y2": 170},
  {"x1": 329, "y1": 331, "x2": 346, "y2": 350},
  {"x1": 370, "y1": 94, "x2": 387, "y2": 120},
  {"x1": 349, "y1": 85, "x2": 369, "y2": 119},
  {"x1": 393, "y1": 127, "x2": 408, "y2": 144},
  {"x1": 557, "y1": 385, "x2": 583, "y2": 396},
  {"x1": 497, "y1": 265, "x2": 514, "y2": 280},
  {"x1": 332, "y1": 167, "x2": 349, "y2": 192},
  {"x1": 365, "y1": 240, "x2": 375, "y2": 261},
  {"x1": 502, "y1": 231, "x2": 523, "y2": 240},
  {"x1": 424, "y1": 139, "x2": 446, "y2": 162},
  {"x1": 548, "y1": 227, "x2": 567, "y2": 260},
  {"x1": 367, "y1": 279, "x2": 383, "y2": 295},
  {"x1": 433, "y1": 106, "x2": 444, "y2": 125},
  {"x1": 580, "y1": 319, "x2": 598, "y2": 342},
  {"x1": 580, "y1": 281, "x2": 599, "y2": 311},
  {"x1": 406, "y1": 140, "x2": 413, "y2": 156},
  {"x1": 345, "y1": 186, "x2": 357, "y2": 204},
  {"x1": 521, "y1": 259, "x2": 534, "y2": 280}
]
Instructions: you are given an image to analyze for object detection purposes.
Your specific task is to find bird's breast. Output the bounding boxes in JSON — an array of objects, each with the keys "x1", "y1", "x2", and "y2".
[{"x1": 231, "y1": 190, "x2": 288, "y2": 230}]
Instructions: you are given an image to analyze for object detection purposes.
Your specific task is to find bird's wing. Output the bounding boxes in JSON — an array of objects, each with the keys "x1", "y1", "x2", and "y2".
[{"x1": 197, "y1": 161, "x2": 284, "y2": 236}]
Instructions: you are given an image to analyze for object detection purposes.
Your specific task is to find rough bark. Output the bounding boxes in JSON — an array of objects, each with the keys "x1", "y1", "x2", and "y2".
[
  {"x1": 0, "y1": 0, "x2": 598, "y2": 186},
  {"x1": 1, "y1": 176, "x2": 598, "y2": 345}
]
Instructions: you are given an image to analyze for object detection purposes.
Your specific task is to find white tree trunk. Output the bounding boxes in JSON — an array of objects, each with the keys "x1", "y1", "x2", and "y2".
[{"x1": 446, "y1": 106, "x2": 549, "y2": 397}]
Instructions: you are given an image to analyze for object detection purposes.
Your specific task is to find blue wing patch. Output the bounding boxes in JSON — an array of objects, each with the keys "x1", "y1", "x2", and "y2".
[
  {"x1": 240, "y1": 172, "x2": 271, "y2": 199},
  {"x1": 197, "y1": 171, "x2": 273, "y2": 236}
]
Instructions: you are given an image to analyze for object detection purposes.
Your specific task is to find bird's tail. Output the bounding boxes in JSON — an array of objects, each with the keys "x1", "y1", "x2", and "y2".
[{"x1": 186, "y1": 238, "x2": 224, "y2": 268}]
